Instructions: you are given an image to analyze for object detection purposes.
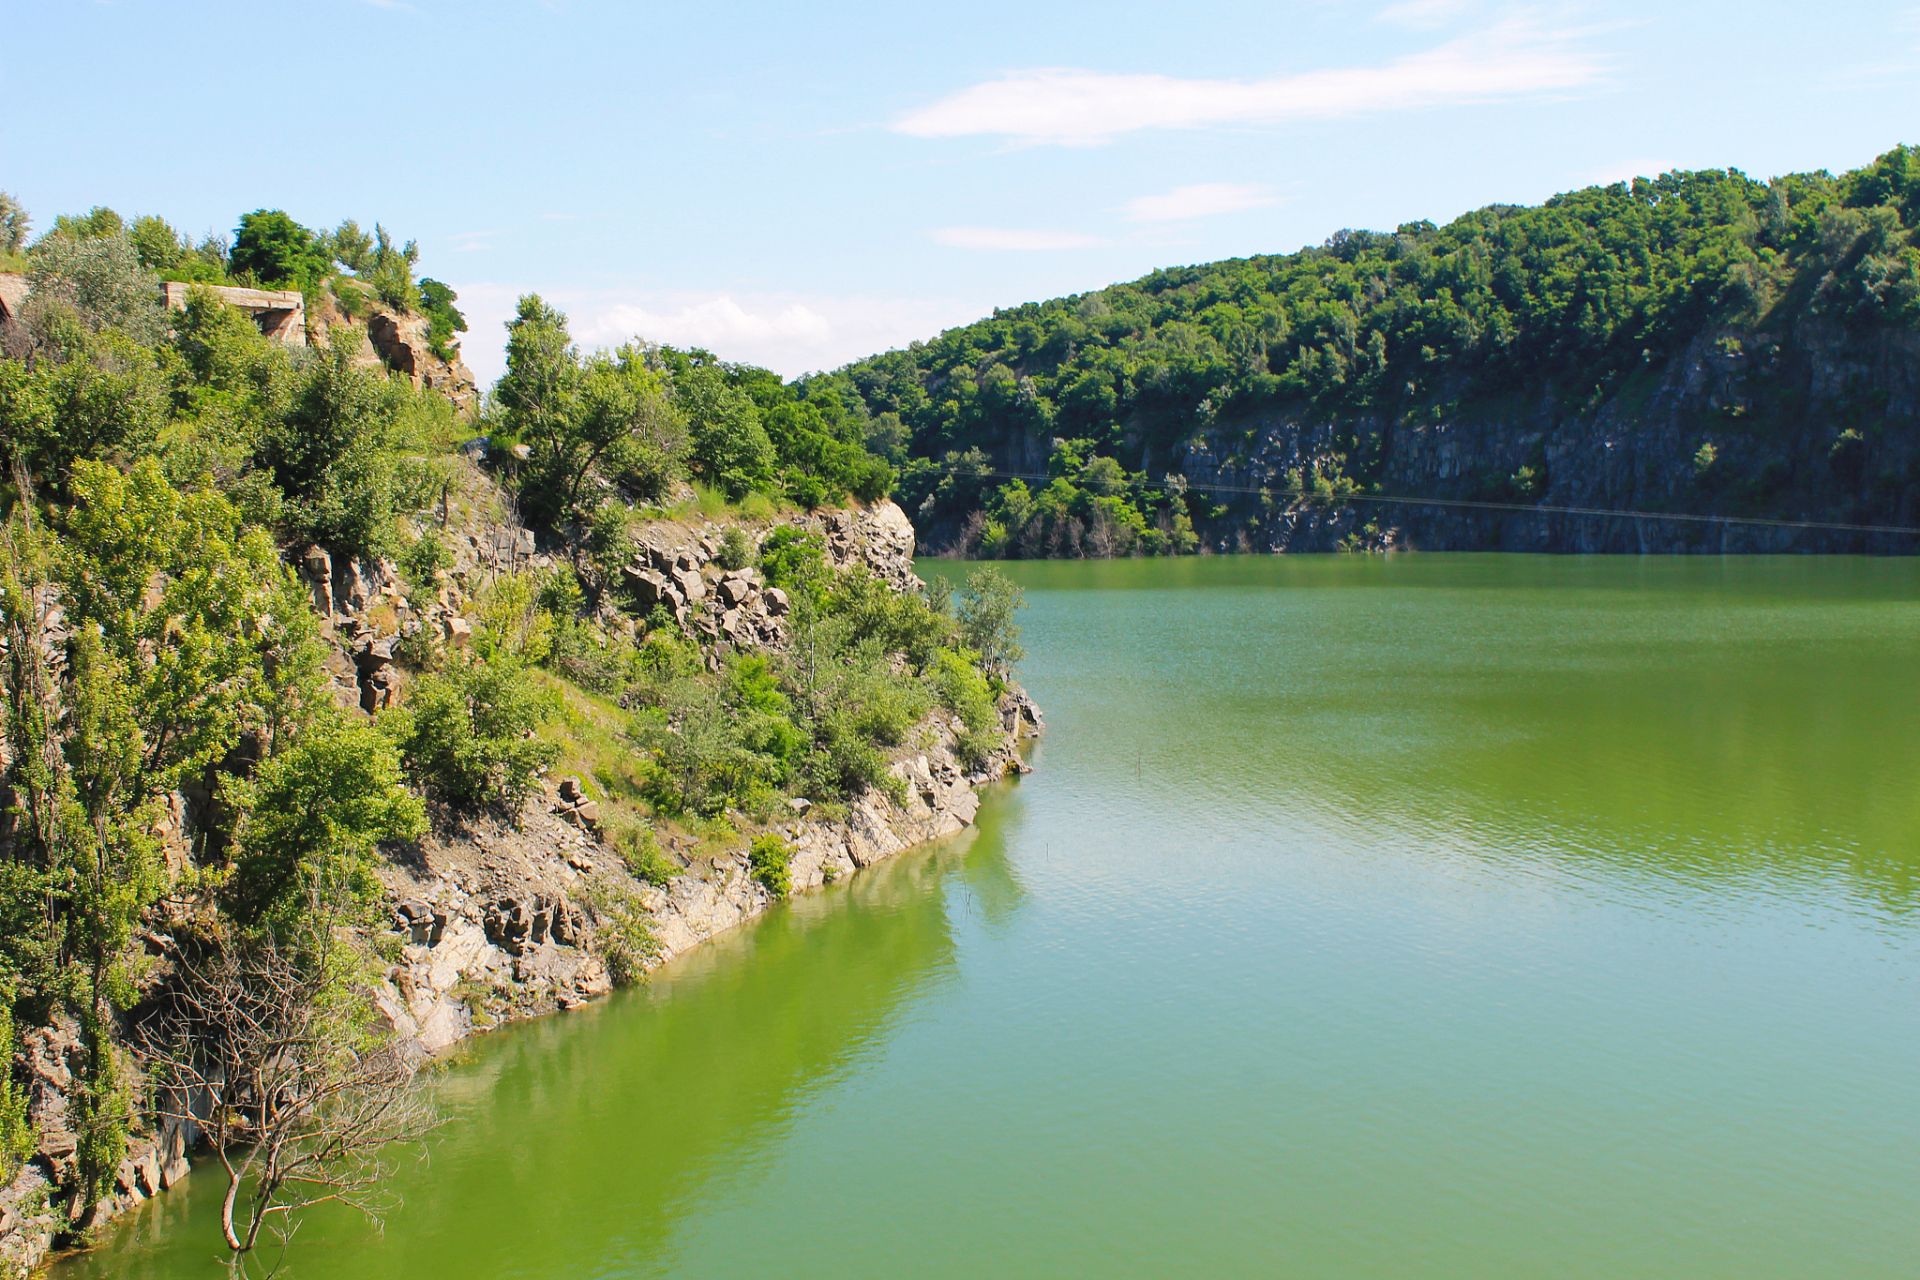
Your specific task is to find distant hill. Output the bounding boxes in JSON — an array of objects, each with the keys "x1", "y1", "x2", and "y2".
[{"x1": 838, "y1": 145, "x2": 1920, "y2": 555}]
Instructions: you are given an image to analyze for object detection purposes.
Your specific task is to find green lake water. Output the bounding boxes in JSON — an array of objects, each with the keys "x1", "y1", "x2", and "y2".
[{"x1": 63, "y1": 554, "x2": 1920, "y2": 1278}]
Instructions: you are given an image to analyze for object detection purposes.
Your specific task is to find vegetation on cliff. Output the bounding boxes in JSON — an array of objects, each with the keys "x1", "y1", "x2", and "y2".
[
  {"x1": 0, "y1": 194, "x2": 1015, "y2": 1263},
  {"x1": 846, "y1": 145, "x2": 1920, "y2": 554}
]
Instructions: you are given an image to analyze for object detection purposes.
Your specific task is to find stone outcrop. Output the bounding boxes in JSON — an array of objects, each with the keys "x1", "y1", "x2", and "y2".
[
  {"x1": 1175, "y1": 319, "x2": 1920, "y2": 555},
  {"x1": 372, "y1": 686, "x2": 1041, "y2": 1057},
  {"x1": 0, "y1": 484, "x2": 1039, "y2": 1264}
]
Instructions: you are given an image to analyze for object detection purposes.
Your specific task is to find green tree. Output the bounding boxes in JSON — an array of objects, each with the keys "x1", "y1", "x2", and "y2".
[
  {"x1": 230, "y1": 209, "x2": 327, "y2": 289},
  {"x1": 956, "y1": 566, "x2": 1025, "y2": 678},
  {"x1": 381, "y1": 656, "x2": 560, "y2": 813},
  {"x1": 677, "y1": 364, "x2": 775, "y2": 498},
  {"x1": 226, "y1": 716, "x2": 426, "y2": 932}
]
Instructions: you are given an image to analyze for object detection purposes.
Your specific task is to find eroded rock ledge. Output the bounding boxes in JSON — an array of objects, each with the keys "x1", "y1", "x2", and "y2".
[{"x1": 375, "y1": 690, "x2": 1041, "y2": 1054}]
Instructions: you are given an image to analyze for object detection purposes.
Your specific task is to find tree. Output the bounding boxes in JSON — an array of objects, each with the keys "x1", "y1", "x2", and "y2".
[
  {"x1": 225, "y1": 716, "x2": 426, "y2": 932},
  {"x1": 417, "y1": 278, "x2": 467, "y2": 361},
  {"x1": 24, "y1": 230, "x2": 168, "y2": 345},
  {"x1": 380, "y1": 655, "x2": 560, "y2": 813},
  {"x1": 0, "y1": 191, "x2": 30, "y2": 254},
  {"x1": 230, "y1": 209, "x2": 327, "y2": 289},
  {"x1": 956, "y1": 565, "x2": 1025, "y2": 678},
  {"x1": 136, "y1": 933, "x2": 436, "y2": 1264},
  {"x1": 677, "y1": 364, "x2": 775, "y2": 498}
]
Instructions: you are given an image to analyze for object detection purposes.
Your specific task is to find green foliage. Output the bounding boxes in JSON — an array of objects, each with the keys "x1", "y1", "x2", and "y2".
[
  {"x1": 610, "y1": 821, "x2": 679, "y2": 885},
  {"x1": 0, "y1": 329, "x2": 169, "y2": 485},
  {"x1": 226, "y1": 716, "x2": 427, "y2": 931},
  {"x1": 585, "y1": 884, "x2": 660, "y2": 986},
  {"x1": 357, "y1": 224, "x2": 419, "y2": 313},
  {"x1": 399, "y1": 529, "x2": 451, "y2": 594},
  {"x1": 0, "y1": 998, "x2": 32, "y2": 1181},
  {"x1": 230, "y1": 209, "x2": 328, "y2": 289},
  {"x1": 748, "y1": 834, "x2": 793, "y2": 898},
  {"x1": 0, "y1": 191, "x2": 29, "y2": 255},
  {"x1": 25, "y1": 229, "x2": 168, "y2": 345},
  {"x1": 418, "y1": 278, "x2": 466, "y2": 362},
  {"x1": 756, "y1": 526, "x2": 825, "y2": 591},
  {"x1": 382, "y1": 655, "x2": 561, "y2": 813},
  {"x1": 496, "y1": 297, "x2": 688, "y2": 524},
  {"x1": 676, "y1": 363, "x2": 776, "y2": 499},
  {"x1": 261, "y1": 344, "x2": 419, "y2": 557},
  {"x1": 715, "y1": 525, "x2": 752, "y2": 571},
  {"x1": 956, "y1": 566, "x2": 1025, "y2": 678},
  {"x1": 849, "y1": 146, "x2": 1920, "y2": 554}
]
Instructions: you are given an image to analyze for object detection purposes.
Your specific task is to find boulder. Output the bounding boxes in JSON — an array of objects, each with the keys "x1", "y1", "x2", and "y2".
[
  {"x1": 763, "y1": 587, "x2": 790, "y2": 616},
  {"x1": 671, "y1": 567, "x2": 707, "y2": 603},
  {"x1": 622, "y1": 566, "x2": 678, "y2": 612},
  {"x1": 718, "y1": 576, "x2": 753, "y2": 608},
  {"x1": 444, "y1": 616, "x2": 473, "y2": 648}
]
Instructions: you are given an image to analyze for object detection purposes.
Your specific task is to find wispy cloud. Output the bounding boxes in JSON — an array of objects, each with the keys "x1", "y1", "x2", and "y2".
[
  {"x1": 930, "y1": 226, "x2": 1110, "y2": 250},
  {"x1": 893, "y1": 18, "x2": 1601, "y2": 146},
  {"x1": 1376, "y1": 0, "x2": 1482, "y2": 30},
  {"x1": 1124, "y1": 183, "x2": 1279, "y2": 221}
]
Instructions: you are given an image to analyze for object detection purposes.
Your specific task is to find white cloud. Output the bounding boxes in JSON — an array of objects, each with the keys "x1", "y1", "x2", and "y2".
[
  {"x1": 892, "y1": 19, "x2": 1601, "y2": 145},
  {"x1": 1124, "y1": 183, "x2": 1279, "y2": 221},
  {"x1": 1376, "y1": 0, "x2": 1482, "y2": 29},
  {"x1": 448, "y1": 283, "x2": 981, "y2": 384},
  {"x1": 930, "y1": 226, "x2": 1110, "y2": 250}
]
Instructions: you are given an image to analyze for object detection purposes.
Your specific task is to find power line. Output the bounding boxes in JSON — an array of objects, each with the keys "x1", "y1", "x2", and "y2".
[{"x1": 937, "y1": 468, "x2": 1920, "y2": 538}]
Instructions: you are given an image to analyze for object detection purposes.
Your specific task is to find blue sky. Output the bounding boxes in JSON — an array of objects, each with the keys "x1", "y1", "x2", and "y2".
[{"x1": 4, "y1": 1, "x2": 1917, "y2": 383}]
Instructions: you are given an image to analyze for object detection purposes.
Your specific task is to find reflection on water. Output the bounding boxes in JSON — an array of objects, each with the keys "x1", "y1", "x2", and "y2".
[
  {"x1": 69, "y1": 828, "x2": 1011, "y2": 1280},
  {"x1": 68, "y1": 554, "x2": 1920, "y2": 1280}
]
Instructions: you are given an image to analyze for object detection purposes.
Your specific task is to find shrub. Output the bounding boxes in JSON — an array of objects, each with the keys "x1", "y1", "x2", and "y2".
[
  {"x1": 749, "y1": 834, "x2": 793, "y2": 898},
  {"x1": 231, "y1": 209, "x2": 328, "y2": 289},
  {"x1": 381, "y1": 655, "x2": 560, "y2": 813},
  {"x1": 757, "y1": 527, "x2": 825, "y2": 591},
  {"x1": 418, "y1": 278, "x2": 466, "y2": 362},
  {"x1": 715, "y1": 525, "x2": 752, "y2": 571},
  {"x1": 611, "y1": 822, "x2": 679, "y2": 885},
  {"x1": 26, "y1": 231, "x2": 168, "y2": 345},
  {"x1": 399, "y1": 530, "x2": 450, "y2": 594},
  {"x1": 585, "y1": 885, "x2": 660, "y2": 986}
]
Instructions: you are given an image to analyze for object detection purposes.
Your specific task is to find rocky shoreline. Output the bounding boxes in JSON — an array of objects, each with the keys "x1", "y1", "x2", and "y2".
[{"x1": 0, "y1": 497, "x2": 1040, "y2": 1277}]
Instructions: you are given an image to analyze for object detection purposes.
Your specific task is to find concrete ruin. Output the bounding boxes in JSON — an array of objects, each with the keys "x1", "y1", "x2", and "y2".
[
  {"x1": 0, "y1": 272, "x2": 28, "y2": 324},
  {"x1": 159, "y1": 281, "x2": 306, "y2": 345}
]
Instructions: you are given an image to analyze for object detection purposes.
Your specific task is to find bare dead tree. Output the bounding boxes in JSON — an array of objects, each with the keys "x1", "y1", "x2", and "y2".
[{"x1": 135, "y1": 934, "x2": 437, "y2": 1266}]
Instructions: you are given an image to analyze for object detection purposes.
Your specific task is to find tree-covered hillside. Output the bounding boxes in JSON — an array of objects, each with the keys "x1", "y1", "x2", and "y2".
[{"x1": 841, "y1": 146, "x2": 1920, "y2": 555}]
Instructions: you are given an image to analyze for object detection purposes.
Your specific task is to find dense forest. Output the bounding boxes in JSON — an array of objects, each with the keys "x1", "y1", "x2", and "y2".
[
  {"x1": 0, "y1": 195, "x2": 1012, "y2": 1261},
  {"x1": 837, "y1": 145, "x2": 1920, "y2": 555}
]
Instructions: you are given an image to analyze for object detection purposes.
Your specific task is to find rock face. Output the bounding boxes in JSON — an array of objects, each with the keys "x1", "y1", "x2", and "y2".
[
  {"x1": 0, "y1": 491, "x2": 1034, "y2": 1262},
  {"x1": 1175, "y1": 320, "x2": 1920, "y2": 555},
  {"x1": 369, "y1": 687, "x2": 1042, "y2": 1060}
]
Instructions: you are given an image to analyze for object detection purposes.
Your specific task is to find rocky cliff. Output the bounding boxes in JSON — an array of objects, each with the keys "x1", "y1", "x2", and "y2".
[
  {"x1": 0, "y1": 492, "x2": 1039, "y2": 1275},
  {"x1": 1177, "y1": 318, "x2": 1920, "y2": 555}
]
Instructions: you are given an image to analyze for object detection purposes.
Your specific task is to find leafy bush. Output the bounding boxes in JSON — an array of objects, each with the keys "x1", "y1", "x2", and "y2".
[
  {"x1": 381, "y1": 655, "x2": 560, "y2": 813},
  {"x1": 957, "y1": 566, "x2": 1026, "y2": 678},
  {"x1": 26, "y1": 230, "x2": 168, "y2": 345},
  {"x1": 418, "y1": 278, "x2": 466, "y2": 362},
  {"x1": 226, "y1": 717, "x2": 426, "y2": 931},
  {"x1": 231, "y1": 209, "x2": 328, "y2": 289},
  {"x1": 757, "y1": 527, "x2": 825, "y2": 590},
  {"x1": 585, "y1": 885, "x2": 660, "y2": 986},
  {"x1": 749, "y1": 834, "x2": 793, "y2": 898},
  {"x1": 715, "y1": 525, "x2": 752, "y2": 571},
  {"x1": 399, "y1": 530, "x2": 451, "y2": 594},
  {"x1": 611, "y1": 822, "x2": 679, "y2": 885}
]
